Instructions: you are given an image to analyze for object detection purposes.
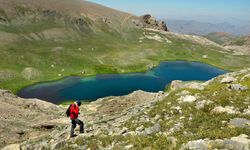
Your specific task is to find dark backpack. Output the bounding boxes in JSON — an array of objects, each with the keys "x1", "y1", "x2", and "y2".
[{"x1": 66, "y1": 104, "x2": 72, "y2": 117}]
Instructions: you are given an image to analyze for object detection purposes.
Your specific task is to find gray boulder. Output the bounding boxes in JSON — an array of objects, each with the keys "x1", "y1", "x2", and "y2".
[
  {"x1": 135, "y1": 125, "x2": 145, "y2": 132},
  {"x1": 212, "y1": 106, "x2": 239, "y2": 114},
  {"x1": 220, "y1": 76, "x2": 236, "y2": 84},
  {"x1": 195, "y1": 100, "x2": 213, "y2": 109},
  {"x1": 143, "y1": 123, "x2": 161, "y2": 135},
  {"x1": 228, "y1": 84, "x2": 248, "y2": 91},
  {"x1": 182, "y1": 134, "x2": 250, "y2": 150},
  {"x1": 170, "y1": 80, "x2": 204, "y2": 91},
  {"x1": 229, "y1": 118, "x2": 250, "y2": 128}
]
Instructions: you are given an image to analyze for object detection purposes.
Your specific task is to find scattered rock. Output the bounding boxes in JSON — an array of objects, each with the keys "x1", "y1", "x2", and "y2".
[
  {"x1": 21, "y1": 67, "x2": 41, "y2": 80},
  {"x1": 202, "y1": 55, "x2": 208, "y2": 59},
  {"x1": 167, "y1": 136, "x2": 177, "y2": 149},
  {"x1": 228, "y1": 84, "x2": 248, "y2": 91},
  {"x1": 170, "y1": 80, "x2": 204, "y2": 91},
  {"x1": 181, "y1": 139, "x2": 209, "y2": 150},
  {"x1": 195, "y1": 100, "x2": 213, "y2": 109},
  {"x1": 0, "y1": 70, "x2": 16, "y2": 81},
  {"x1": 170, "y1": 80, "x2": 183, "y2": 90},
  {"x1": 243, "y1": 106, "x2": 250, "y2": 115},
  {"x1": 176, "y1": 90, "x2": 190, "y2": 96},
  {"x1": 178, "y1": 95, "x2": 196, "y2": 103},
  {"x1": 135, "y1": 125, "x2": 145, "y2": 132},
  {"x1": 124, "y1": 144, "x2": 134, "y2": 150},
  {"x1": 229, "y1": 118, "x2": 250, "y2": 128},
  {"x1": 2, "y1": 144, "x2": 20, "y2": 150},
  {"x1": 241, "y1": 74, "x2": 250, "y2": 81},
  {"x1": 230, "y1": 134, "x2": 250, "y2": 148},
  {"x1": 212, "y1": 106, "x2": 239, "y2": 114},
  {"x1": 143, "y1": 123, "x2": 161, "y2": 135},
  {"x1": 168, "y1": 123, "x2": 183, "y2": 135},
  {"x1": 220, "y1": 76, "x2": 236, "y2": 84},
  {"x1": 182, "y1": 134, "x2": 250, "y2": 150}
]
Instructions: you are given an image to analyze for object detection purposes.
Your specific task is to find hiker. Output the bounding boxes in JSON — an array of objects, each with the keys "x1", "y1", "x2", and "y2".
[{"x1": 67, "y1": 101, "x2": 84, "y2": 137}]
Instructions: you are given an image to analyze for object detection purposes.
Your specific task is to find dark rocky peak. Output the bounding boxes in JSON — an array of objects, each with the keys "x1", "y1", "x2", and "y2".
[{"x1": 140, "y1": 14, "x2": 169, "y2": 31}]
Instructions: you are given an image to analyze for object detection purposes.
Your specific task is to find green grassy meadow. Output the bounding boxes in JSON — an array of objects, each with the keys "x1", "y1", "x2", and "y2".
[{"x1": 1, "y1": 20, "x2": 250, "y2": 93}]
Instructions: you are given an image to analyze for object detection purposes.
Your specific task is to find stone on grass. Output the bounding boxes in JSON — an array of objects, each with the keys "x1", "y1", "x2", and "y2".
[
  {"x1": 176, "y1": 90, "x2": 190, "y2": 96},
  {"x1": 212, "y1": 106, "x2": 239, "y2": 114},
  {"x1": 136, "y1": 125, "x2": 144, "y2": 132},
  {"x1": 243, "y1": 107, "x2": 250, "y2": 115},
  {"x1": 143, "y1": 123, "x2": 161, "y2": 135},
  {"x1": 231, "y1": 134, "x2": 250, "y2": 146},
  {"x1": 241, "y1": 74, "x2": 250, "y2": 81},
  {"x1": 195, "y1": 100, "x2": 213, "y2": 109},
  {"x1": 228, "y1": 84, "x2": 248, "y2": 91},
  {"x1": 229, "y1": 118, "x2": 250, "y2": 128},
  {"x1": 124, "y1": 144, "x2": 134, "y2": 150},
  {"x1": 167, "y1": 136, "x2": 178, "y2": 148},
  {"x1": 178, "y1": 95, "x2": 196, "y2": 103},
  {"x1": 182, "y1": 135, "x2": 250, "y2": 150},
  {"x1": 170, "y1": 80, "x2": 204, "y2": 91},
  {"x1": 220, "y1": 76, "x2": 236, "y2": 84}
]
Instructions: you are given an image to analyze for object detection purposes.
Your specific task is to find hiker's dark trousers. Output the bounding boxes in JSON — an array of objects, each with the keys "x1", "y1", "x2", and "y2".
[{"x1": 70, "y1": 118, "x2": 84, "y2": 136}]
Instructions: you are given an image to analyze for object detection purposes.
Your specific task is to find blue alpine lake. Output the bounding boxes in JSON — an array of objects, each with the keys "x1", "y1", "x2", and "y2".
[{"x1": 17, "y1": 61, "x2": 227, "y2": 104}]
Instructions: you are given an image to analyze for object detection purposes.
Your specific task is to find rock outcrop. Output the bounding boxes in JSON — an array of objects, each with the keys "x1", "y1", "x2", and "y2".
[
  {"x1": 182, "y1": 134, "x2": 250, "y2": 150},
  {"x1": 21, "y1": 67, "x2": 41, "y2": 80},
  {"x1": 140, "y1": 14, "x2": 169, "y2": 31}
]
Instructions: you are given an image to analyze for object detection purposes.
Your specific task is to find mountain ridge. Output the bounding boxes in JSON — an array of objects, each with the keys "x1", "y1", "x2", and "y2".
[{"x1": 166, "y1": 19, "x2": 250, "y2": 35}]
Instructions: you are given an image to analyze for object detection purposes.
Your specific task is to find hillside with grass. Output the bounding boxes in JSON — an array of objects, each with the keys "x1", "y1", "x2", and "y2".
[
  {"x1": 1, "y1": 0, "x2": 250, "y2": 93},
  {"x1": 205, "y1": 32, "x2": 250, "y2": 55}
]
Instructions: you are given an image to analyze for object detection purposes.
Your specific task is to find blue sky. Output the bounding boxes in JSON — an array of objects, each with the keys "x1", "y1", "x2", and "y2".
[{"x1": 89, "y1": 0, "x2": 250, "y2": 22}]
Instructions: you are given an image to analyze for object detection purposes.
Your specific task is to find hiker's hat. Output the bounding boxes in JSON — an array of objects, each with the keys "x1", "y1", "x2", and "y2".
[{"x1": 76, "y1": 101, "x2": 82, "y2": 106}]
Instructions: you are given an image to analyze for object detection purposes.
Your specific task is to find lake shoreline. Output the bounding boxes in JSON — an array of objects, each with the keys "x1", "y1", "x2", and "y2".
[{"x1": 17, "y1": 61, "x2": 226, "y2": 104}]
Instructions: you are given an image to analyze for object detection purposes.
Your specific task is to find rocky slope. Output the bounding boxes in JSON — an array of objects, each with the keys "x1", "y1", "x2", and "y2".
[
  {"x1": 205, "y1": 32, "x2": 250, "y2": 55},
  {"x1": 0, "y1": 0, "x2": 168, "y2": 41},
  {"x1": 1, "y1": 68, "x2": 250, "y2": 150}
]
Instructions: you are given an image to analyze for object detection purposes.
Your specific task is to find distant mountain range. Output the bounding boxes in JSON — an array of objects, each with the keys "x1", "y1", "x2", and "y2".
[{"x1": 166, "y1": 19, "x2": 250, "y2": 35}]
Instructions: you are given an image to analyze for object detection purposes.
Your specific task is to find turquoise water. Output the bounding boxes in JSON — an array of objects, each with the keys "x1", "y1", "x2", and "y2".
[{"x1": 17, "y1": 61, "x2": 226, "y2": 104}]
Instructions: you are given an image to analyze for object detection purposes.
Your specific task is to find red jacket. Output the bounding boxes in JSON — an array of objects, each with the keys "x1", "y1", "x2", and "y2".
[{"x1": 69, "y1": 103, "x2": 79, "y2": 119}]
